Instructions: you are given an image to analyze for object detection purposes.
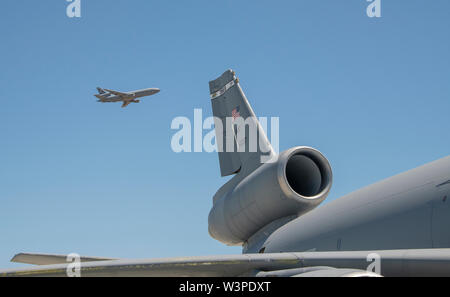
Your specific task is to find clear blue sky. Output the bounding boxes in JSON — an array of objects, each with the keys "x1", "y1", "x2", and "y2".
[{"x1": 0, "y1": 1, "x2": 449, "y2": 268}]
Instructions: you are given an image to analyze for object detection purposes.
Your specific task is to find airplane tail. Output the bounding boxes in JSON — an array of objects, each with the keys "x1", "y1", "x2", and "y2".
[
  {"x1": 96, "y1": 87, "x2": 106, "y2": 94},
  {"x1": 208, "y1": 70, "x2": 332, "y2": 247},
  {"x1": 209, "y1": 69, "x2": 275, "y2": 177}
]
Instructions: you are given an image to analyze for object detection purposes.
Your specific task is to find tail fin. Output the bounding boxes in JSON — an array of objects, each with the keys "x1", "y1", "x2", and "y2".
[
  {"x1": 97, "y1": 87, "x2": 106, "y2": 94},
  {"x1": 209, "y1": 70, "x2": 275, "y2": 177}
]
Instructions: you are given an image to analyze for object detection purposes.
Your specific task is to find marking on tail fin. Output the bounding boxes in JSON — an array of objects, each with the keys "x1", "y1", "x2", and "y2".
[
  {"x1": 232, "y1": 106, "x2": 241, "y2": 121},
  {"x1": 210, "y1": 79, "x2": 236, "y2": 100}
]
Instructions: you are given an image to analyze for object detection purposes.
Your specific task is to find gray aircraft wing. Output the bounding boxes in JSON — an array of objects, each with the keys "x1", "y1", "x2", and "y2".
[
  {"x1": 11, "y1": 253, "x2": 116, "y2": 266},
  {"x1": 103, "y1": 89, "x2": 131, "y2": 97},
  {"x1": 3, "y1": 249, "x2": 450, "y2": 277}
]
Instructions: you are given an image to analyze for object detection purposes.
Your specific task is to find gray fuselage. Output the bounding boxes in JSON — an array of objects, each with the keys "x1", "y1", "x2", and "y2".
[{"x1": 257, "y1": 156, "x2": 450, "y2": 254}]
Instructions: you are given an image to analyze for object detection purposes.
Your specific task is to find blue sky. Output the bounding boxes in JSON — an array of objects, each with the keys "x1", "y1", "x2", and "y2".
[{"x1": 0, "y1": 0, "x2": 449, "y2": 268}]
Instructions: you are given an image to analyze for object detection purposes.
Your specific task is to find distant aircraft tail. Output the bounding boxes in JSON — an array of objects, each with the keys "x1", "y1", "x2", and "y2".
[
  {"x1": 209, "y1": 70, "x2": 275, "y2": 177},
  {"x1": 96, "y1": 87, "x2": 106, "y2": 94}
]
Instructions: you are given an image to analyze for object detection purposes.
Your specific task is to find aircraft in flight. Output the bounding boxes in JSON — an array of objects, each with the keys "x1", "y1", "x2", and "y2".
[
  {"x1": 1, "y1": 70, "x2": 449, "y2": 277},
  {"x1": 94, "y1": 87, "x2": 160, "y2": 108}
]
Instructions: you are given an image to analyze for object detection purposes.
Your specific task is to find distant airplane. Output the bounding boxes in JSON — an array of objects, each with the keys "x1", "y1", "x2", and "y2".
[{"x1": 95, "y1": 87, "x2": 160, "y2": 108}]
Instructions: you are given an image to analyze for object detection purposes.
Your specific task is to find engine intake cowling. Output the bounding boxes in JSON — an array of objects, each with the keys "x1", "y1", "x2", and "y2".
[{"x1": 208, "y1": 146, "x2": 333, "y2": 245}]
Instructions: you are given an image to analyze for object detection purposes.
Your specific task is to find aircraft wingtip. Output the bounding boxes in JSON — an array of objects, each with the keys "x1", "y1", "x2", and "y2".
[{"x1": 10, "y1": 253, "x2": 23, "y2": 263}]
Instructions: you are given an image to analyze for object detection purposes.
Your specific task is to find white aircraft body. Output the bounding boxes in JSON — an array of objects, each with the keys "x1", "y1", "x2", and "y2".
[{"x1": 95, "y1": 87, "x2": 160, "y2": 108}]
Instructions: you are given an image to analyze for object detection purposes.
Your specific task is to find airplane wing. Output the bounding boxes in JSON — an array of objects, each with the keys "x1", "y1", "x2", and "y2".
[
  {"x1": 11, "y1": 253, "x2": 116, "y2": 266},
  {"x1": 104, "y1": 89, "x2": 131, "y2": 97},
  {"x1": 2, "y1": 249, "x2": 450, "y2": 277}
]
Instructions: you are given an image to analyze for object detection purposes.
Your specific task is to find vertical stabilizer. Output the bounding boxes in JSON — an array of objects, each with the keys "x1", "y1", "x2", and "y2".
[
  {"x1": 96, "y1": 87, "x2": 106, "y2": 94},
  {"x1": 209, "y1": 70, "x2": 275, "y2": 177}
]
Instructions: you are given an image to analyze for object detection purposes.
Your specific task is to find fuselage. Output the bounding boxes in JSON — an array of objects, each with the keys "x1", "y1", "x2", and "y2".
[
  {"x1": 258, "y1": 156, "x2": 450, "y2": 254},
  {"x1": 132, "y1": 88, "x2": 160, "y2": 98},
  {"x1": 96, "y1": 88, "x2": 160, "y2": 102}
]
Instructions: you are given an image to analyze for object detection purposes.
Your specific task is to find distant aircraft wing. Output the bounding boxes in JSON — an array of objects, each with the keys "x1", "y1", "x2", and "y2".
[
  {"x1": 103, "y1": 89, "x2": 131, "y2": 97},
  {"x1": 121, "y1": 101, "x2": 132, "y2": 108},
  {"x1": 2, "y1": 249, "x2": 450, "y2": 277}
]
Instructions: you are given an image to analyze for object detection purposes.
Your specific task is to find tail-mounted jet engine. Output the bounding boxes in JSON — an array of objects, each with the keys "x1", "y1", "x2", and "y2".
[{"x1": 208, "y1": 146, "x2": 333, "y2": 246}]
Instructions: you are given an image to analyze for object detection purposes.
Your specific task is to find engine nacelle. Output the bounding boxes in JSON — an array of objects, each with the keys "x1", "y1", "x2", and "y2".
[{"x1": 208, "y1": 146, "x2": 333, "y2": 245}]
